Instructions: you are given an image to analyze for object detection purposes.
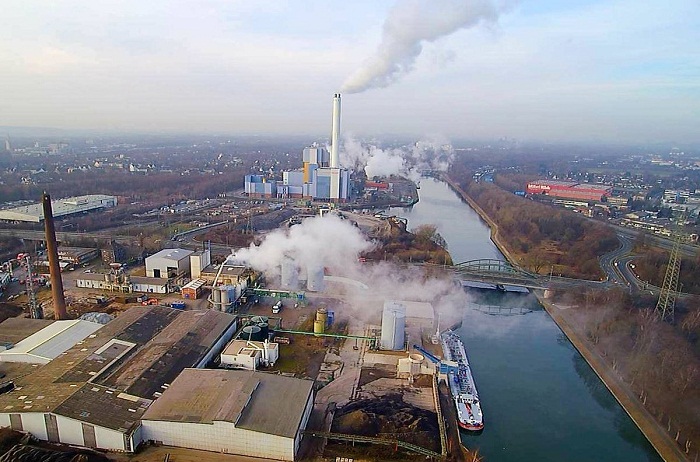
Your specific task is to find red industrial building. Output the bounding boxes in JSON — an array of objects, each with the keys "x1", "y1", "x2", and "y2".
[{"x1": 526, "y1": 180, "x2": 612, "y2": 202}]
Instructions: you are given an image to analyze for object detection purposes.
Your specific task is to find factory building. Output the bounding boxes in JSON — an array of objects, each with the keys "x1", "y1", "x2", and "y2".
[
  {"x1": 0, "y1": 194, "x2": 117, "y2": 223},
  {"x1": 145, "y1": 248, "x2": 193, "y2": 278},
  {"x1": 0, "y1": 307, "x2": 237, "y2": 452},
  {"x1": 526, "y1": 180, "x2": 612, "y2": 202},
  {"x1": 189, "y1": 250, "x2": 211, "y2": 279},
  {"x1": 243, "y1": 94, "x2": 350, "y2": 202},
  {"x1": 57, "y1": 246, "x2": 100, "y2": 265},
  {"x1": 75, "y1": 273, "x2": 169, "y2": 294},
  {"x1": 220, "y1": 339, "x2": 279, "y2": 370},
  {"x1": 141, "y1": 369, "x2": 314, "y2": 461}
]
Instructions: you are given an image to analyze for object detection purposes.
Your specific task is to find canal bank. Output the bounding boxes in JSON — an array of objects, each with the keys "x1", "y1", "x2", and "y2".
[{"x1": 441, "y1": 174, "x2": 685, "y2": 461}]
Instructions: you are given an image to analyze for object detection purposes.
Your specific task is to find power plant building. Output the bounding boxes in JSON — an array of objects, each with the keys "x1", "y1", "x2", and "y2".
[
  {"x1": 0, "y1": 307, "x2": 238, "y2": 452},
  {"x1": 526, "y1": 180, "x2": 612, "y2": 202},
  {"x1": 244, "y1": 94, "x2": 350, "y2": 202},
  {"x1": 140, "y1": 368, "x2": 314, "y2": 461}
]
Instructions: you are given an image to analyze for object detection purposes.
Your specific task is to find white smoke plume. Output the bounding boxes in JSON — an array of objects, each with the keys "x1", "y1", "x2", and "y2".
[
  {"x1": 231, "y1": 214, "x2": 373, "y2": 277},
  {"x1": 231, "y1": 213, "x2": 471, "y2": 323},
  {"x1": 342, "y1": 135, "x2": 455, "y2": 181},
  {"x1": 341, "y1": 0, "x2": 510, "y2": 93}
]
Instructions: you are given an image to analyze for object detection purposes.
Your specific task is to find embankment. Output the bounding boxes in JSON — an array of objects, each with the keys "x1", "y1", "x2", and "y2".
[{"x1": 442, "y1": 174, "x2": 688, "y2": 462}]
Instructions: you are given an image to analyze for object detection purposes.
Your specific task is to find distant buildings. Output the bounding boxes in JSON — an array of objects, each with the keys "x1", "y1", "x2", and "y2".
[
  {"x1": 526, "y1": 180, "x2": 611, "y2": 202},
  {"x1": 0, "y1": 194, "x2": 117, "y2": 223}
]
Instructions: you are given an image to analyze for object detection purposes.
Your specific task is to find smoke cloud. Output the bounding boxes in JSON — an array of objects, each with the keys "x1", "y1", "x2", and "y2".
[
  {"x1": 342, "y1": 135, "x2": 455, "y2": 181},
  {"x1": 341, "y1": 0, "x2": 510, "y2": 93},
  {"x1": 230, "y1": 213, "x2": 471, "y2": 323}
]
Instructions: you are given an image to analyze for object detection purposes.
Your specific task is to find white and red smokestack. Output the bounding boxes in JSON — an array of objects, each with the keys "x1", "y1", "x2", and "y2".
[{"x1": 330, "y1": 93, "x2": 341, "y2": 168}]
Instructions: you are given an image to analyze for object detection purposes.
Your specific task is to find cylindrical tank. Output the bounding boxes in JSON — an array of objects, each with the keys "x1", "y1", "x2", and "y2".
[
  {"x1": 307, "y1": 265, "x2": 325, "y2": 292},
  {"x1": 409, "y1": 353, "x2": 424, "y2": 376},
  {"x1": 313, "y1": 320, "x2": 325, "y2": 336},
  {"x1": 241, "y1": 325, "x2": 262, "y2": 341},
  {"x1": 257, "y1": 321, "x2": 269, "y2": 340},
  {"x1": 220, "y1": 286, "x2": 232, "y2": 309},
  {"x1": 316, "y1": 308, "x2": 328, "y2": 325},
  {"x1": 380, "y1": 302, "x2": 406, "y2": 350},
  {"x1": 280, "y1": 256, "x2": 299, "y2": 290},
  {"x1": 212, "y1": 287, "x2": 221, "y2": 309}
]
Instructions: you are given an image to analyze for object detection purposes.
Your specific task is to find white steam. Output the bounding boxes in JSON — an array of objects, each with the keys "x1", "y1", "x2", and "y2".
[
  {"x1": 342, "y1": 135, "x2": 455, "y2": 181},
  {"x1": 231, "y1": 214, "x2": 373, "y2": 277},
  {"x1": 341, "y1": 0, "x2": 510, "y2": 93},
  {"x1": 230, "y1": 213, "x2": 471, "y2": 323}
]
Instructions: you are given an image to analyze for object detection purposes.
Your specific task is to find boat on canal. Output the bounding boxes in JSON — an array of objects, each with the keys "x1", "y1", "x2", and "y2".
[{"x1": 441, "y1": 330, "x2": 484, "y2": 431}]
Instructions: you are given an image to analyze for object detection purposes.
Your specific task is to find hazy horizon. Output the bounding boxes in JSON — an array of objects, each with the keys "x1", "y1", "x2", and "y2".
[{"x1": 2, "y1": 1, "x2": 699, "y2": 144}]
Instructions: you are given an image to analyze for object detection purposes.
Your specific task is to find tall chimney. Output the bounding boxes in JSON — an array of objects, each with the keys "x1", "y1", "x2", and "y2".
[
  {"x1": 42, "y1": 192, "x2": 68, "y2": 320},
  {"x1": 330, "y1": 93, "x2": 341, "y2": 168}
]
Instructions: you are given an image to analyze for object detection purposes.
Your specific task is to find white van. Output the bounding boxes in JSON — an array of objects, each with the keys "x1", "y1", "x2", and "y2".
[{"x1": 272, "y1": 300, "x2": 282, "y2": 314}]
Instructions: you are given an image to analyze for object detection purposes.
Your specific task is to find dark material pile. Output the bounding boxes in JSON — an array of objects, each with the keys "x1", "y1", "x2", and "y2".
[
  {"x1": 331, "y1": 393, "x2": 440, "y2": 454},
  {"x1": 0, "y1": 444, "x2": 109, "y2": 462}
]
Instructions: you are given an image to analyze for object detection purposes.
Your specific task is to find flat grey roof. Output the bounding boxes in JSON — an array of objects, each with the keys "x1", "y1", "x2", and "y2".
[
  {"x1": 146, "y1": 248, "x2": 193, "y2": 262},
  {"x1": 143, "y1": 369, "x2": 313, "y2": 438}
]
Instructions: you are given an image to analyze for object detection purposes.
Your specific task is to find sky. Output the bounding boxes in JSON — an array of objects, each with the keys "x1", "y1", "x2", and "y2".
[{"x1": 1, "y1": 0, "x2": 698, "y2": 143}]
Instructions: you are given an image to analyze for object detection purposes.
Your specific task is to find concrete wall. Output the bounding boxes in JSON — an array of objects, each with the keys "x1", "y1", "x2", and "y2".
[
  {"x1": 0, "y1": 412, "x2": 128, "y2": 451},
  {"x1": 141, "y1": 420, "x2": 295, "y2": 461}
]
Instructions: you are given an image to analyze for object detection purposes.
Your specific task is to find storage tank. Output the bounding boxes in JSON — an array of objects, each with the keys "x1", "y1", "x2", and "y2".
[
  {"x1": 380, "y1": 302, "x2": 406, "y2": 350},
  {"x1": 257, "y1": 321, "x2": 269, "y2": 340},
  {"x1": 307, "y1": 265, "x2": 325, "y2": 292},
  {"x1": 313, "y1": 320, "x2": 325, "y2": 336},
  {"x1": 241, "y1": 325, "x2": 262, "y2": 341},
  {"x1": 316, "y1": 308, "x2": 328, "y2": 325},
  {"x1": 280, "y1": 256, "x2": 299, "y2": 290},
  {"x1": 409, "y1": 353, "x2": 424, "y2": 376},
  {"x1": 211, "y1": 287, "x2": 221, "y2": 310}
]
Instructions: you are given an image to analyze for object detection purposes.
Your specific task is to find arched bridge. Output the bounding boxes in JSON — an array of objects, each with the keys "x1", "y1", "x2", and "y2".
[{"x1": 453, "y1": 259, "x2": 546, "y2": 289}]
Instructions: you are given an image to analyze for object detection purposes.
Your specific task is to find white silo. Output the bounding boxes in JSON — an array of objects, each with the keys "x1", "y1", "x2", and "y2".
[
  {"x1": 380, "y1": 301, "x2": 406, "y2": 350},
  {"x1": 307, "y1": 265, "x2": 325, "y2": 292},
  {"x1": 211, "y1": 287, "x2": 221, "y2": 310},
  {"x1": 280, "y1": 256, "x2": 299, "y2": 290}
]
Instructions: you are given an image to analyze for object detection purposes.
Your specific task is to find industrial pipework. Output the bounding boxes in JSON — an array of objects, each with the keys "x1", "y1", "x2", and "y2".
[{"x1": 42, "y1": 192, "x2": 68, "y2": 319}]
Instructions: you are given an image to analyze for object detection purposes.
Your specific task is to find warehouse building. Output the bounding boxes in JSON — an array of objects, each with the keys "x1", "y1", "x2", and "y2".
[
  {"x1": 141, "y1": 369, "x2": 314, "y2": 461},
  {"x1": 181, "y1": 278, "x2": 205, "y2": 299},
  {"x1": 0, "y1": 195, "x2": 117, "y2": 223},
  {"x1": 0, "y1": 319, "x2": 102, "y2": 364},
  {"x1": 0, "y1": 307, "x2": 237, "y2": 452},
  {"x1": 526, "y1": 180, "x2": 612, "y2": 202},
  {"x1": 145, "y1": 248, "x2": 193, "y2": 278}
]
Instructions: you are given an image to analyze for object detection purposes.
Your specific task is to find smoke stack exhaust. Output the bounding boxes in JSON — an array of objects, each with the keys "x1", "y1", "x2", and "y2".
[
  {"x1": 42, "y1": 192, "x2": 68, "y2": 320},
  {"x1": 330, "y1": 93, "x2": 341, "y2": 168}
]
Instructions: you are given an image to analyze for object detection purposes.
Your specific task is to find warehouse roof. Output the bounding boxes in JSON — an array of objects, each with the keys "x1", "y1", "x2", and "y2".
[
  {"x1": 146, "y1": 248, "x2": 193, "y2": 262},
  {"x1": 0, "y1": 319, "x2": 102, "y2": 364},
  {"x1": 142, "y1": 369, "x2": 313, "y2": 438},
  {"x1": 0, "y1": 194, "x2": 116, "y2": 223},
  {"x1": 0, "y1": 307, "x2": 235, "y2": 433}
]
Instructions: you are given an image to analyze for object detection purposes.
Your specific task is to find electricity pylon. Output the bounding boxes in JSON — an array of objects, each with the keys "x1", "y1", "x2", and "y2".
[{"x1": 654, "y1": 210, "x2": 686, "y2": 322}]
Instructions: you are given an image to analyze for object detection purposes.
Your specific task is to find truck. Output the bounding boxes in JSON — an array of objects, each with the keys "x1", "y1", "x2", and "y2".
[{"x1": 272, "y1": 300, "x2": 282, "y2": 314}]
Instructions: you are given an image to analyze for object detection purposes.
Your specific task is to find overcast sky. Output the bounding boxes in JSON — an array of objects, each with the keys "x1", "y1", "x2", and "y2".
[{"x1": 1, "y1": 0, "x2": 698, "y2": 143}]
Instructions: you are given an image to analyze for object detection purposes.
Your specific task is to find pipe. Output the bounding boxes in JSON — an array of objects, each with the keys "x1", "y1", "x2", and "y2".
[
  {"x1": 330, "y1": 93, "x2": 341, "y2": 168},
  {"x1": 42, "y1": 192, "x2": 68, "y2": 319}
]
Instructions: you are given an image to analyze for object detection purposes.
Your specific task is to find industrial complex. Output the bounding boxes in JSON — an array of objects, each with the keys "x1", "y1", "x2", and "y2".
[
  {"x1": 526, "y1": 179, "x2": 612, "y2": 202},
  {"x1": 245, "y1": 94, "x2": 351, "y2": 202}
]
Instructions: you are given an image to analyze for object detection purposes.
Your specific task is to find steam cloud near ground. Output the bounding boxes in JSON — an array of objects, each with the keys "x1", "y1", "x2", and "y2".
[
  {"x1": 231, "y1": 214, "x2": 470, "y2": 321},
  {"x1": 341, "y1": 0, "x2": 511, "y2": 93},
  {"x1": 342, "y1": 135, "x2": 455, "y2": 181}
]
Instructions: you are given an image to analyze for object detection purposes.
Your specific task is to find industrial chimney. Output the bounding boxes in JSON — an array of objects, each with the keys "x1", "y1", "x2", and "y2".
[
  {"x1": 42, "y1": 192, "x2": 68, "y2": 320},
  {"x1": 330, "y1": 93, "x2": 341, "y2": 168}
]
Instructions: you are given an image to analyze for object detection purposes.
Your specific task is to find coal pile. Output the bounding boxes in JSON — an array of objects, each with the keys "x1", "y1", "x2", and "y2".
[{"x1": 331, "y1": 393, "x2": 440, "y2": 455}]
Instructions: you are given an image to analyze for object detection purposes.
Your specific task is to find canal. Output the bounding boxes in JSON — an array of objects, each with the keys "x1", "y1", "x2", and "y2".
[{"x1": 388, "y1": 178, "x2": 660, "y2": 462}]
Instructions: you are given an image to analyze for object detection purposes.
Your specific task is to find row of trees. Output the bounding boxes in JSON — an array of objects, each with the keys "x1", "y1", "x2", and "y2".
[{"x1": 457, "y1": 177, "x2": 618, "y2": 279}]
